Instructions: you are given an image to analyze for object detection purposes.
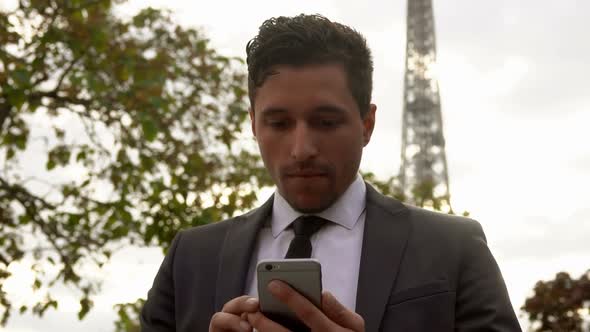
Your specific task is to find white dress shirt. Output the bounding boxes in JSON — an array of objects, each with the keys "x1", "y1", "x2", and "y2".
[{"x1": 245, "y1": 174, "x2": 366, "y2": 311}]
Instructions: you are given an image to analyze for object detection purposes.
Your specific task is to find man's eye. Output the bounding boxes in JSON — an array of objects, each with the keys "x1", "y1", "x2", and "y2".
[
  {"x1": 318, "y1": 119, "x2": 339, "y2": 128},
  {"x1": 267, "y1": 120, "x2": 288, "y2": 129}
]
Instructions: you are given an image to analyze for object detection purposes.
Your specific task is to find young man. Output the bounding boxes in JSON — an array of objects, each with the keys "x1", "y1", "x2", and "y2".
[{"x1": 141, "y1": 14, "x2": 521, "y2": 332}]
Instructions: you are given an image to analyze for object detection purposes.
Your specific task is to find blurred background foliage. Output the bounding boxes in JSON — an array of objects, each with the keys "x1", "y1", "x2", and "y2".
[
  {"x1": 522, "y1": 270, "x2": 590, "y2": 332},
  {"x1": 0, "y1": 0, "x2": 588, "y2": 331},
  {"x1": 0, "y1": 0, "x2": 270, "y2": 326}
]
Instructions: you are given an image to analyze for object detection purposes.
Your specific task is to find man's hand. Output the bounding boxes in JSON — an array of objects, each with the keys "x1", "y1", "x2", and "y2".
[
  {"x1": 209, "y1": 296, "x2": 259, "y2": 332},
  {"x1": 247, "y1": 280, "x2": 365, "y2": 331}
]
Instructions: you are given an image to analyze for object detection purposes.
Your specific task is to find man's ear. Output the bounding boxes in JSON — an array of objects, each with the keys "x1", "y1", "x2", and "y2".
[
  {"x1": 249, "y1": 108, "x2": 256, "y2": 137},
  {"x1": 362, "y1": 104, "x2": 377, "y2": 146}
]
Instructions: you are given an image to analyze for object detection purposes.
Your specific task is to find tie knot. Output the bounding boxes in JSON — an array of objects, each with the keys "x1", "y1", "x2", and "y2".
[
  {"x1": 285, "y1": 216, "x2": 328, "y2": 259},
  {"x1": 291, "y1": 215, "x2": 328, "y2": 237}
]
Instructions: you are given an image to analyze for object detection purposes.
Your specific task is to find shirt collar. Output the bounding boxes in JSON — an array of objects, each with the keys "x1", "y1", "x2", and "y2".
[{"x1": 271, "y1": 174, "x2": 367, "y2": 238}]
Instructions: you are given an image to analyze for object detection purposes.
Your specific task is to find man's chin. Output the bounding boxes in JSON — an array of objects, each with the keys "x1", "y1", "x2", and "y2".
[{"x1": 285, "y1": 195, "x2": 336, "y2": 214}]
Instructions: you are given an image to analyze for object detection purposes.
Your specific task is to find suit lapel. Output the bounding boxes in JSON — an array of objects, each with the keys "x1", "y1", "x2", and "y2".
[
  {"x1": 355, "y1": 184, "x2": 411, "y2": 332},
  {"x1": 214, "y1": 195, "x2": 273, "y2": 310}
]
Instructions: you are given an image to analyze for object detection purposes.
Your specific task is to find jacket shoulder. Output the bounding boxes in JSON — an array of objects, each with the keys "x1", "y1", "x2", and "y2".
[
  {"x1": 181, "y1": 215, "x2": 240, "y2": 238},
  {"x1": 366, "y1": 185, "x2": 485, "y2": 241},
  {"x1": 404, "y1": 205, "x2": 485, "y2": 240}
]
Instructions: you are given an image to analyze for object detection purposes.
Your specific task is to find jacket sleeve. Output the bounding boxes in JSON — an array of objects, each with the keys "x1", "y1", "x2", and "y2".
[
  {"x1": 455, "y1": 221, "x2": 522, "y2": 331},
  {"x1": 140, "y1": 231, "x2": 183, "y2": 332}
]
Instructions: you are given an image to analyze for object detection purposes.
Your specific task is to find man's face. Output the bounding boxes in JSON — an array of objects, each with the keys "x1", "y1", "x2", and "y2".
[{"x1": 250, "y1": 64, "x2": 376, "y2": 213}]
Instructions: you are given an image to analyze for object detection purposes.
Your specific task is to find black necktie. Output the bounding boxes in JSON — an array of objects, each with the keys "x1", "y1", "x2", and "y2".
[{"x1": 284, "y1": 216, "x2": 328, "y2": 259}]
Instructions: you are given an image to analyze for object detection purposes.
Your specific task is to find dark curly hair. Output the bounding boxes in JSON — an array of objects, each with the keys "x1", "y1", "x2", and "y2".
[{"x1": 246, "y1": 14, "x2": 373, "y2": 117}]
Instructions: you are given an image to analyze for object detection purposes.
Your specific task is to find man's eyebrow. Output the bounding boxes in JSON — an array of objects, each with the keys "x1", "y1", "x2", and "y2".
[
  {"x1": 259, "y1": 105, "x2": 348, "y2": 116},
  {"x1": 259, "y1": 107, "x2": 287, "y2": 117},
  {"x1": 314, "y1": 105, "x2": 348, "y2": 115}
]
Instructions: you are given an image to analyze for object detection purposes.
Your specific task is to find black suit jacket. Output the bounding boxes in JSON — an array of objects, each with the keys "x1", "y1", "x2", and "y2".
[{"x1": 141, "y1": 184, "x2": 521, "y2": 331}]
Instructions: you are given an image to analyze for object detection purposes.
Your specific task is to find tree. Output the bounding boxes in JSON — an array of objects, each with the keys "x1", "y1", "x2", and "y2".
[
  {"x1": 362, "y1": 172, "x2": 465, "y2": 217},
  {"x1": 0, "y1": 0, "x2": 270, "y2": 326},
  {"x1": 523, "y1": 270, "x2": 590, "y2": 332}
]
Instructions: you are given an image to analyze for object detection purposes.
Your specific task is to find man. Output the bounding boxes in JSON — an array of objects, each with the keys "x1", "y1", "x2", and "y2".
[{"x1": 141, "y1": 14, "x2": 521, "y2": 332}]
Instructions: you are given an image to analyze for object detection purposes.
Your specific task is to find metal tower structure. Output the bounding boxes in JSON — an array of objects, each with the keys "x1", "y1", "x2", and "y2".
[{"x1": 399, "y1": 0, "x2": 451, "y2": 208}]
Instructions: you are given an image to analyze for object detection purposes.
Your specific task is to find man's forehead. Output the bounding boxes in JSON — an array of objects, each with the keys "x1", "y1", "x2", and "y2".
[
  {"x1": 255, "y1": 65, "x2": 349, "y2": 96},
  {"x1": 251, "y1": 63, "x2": 357, "y2": 114}
]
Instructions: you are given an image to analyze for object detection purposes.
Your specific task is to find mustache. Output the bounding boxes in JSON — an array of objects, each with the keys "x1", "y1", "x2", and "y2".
[{"x1": 280, "y1": 161, "x2": 332, "y2": 176}]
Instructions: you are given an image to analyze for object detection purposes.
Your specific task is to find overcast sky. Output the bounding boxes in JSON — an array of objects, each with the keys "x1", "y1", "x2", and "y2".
[{"x1": 4, "y1": 0, "x2": 590, "y2": 331}]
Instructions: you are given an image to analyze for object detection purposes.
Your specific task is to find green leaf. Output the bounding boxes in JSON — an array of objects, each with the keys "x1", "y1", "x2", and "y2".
[
  {"x1": 80, "y1": 178, "x2": 91, "y2": 187},
  {"x1": 78, "y1": 297, "x2": 93, "y2": 320},
  {"x1": 6, "y1": 147, "x2": 15, "y2": 160},
  {"x1": 12, "y1": 68, "x2": 31, "y2": 86},
  {"x1": 33, "y1": 278, "x2": 42, "y2": 290},
  {"x1": 76, "y1": 150, "x2": 87, "y2": 161},
  {"x1": 114, "y1": 225, "x2": 129, "y2": 237},
  {"x1": 15, "y1": 135, "x2": 27, "y2": 150},
  {"x1": 46, "y1": 159, "x2": 56, "y2": 170},
  {"x1": 140, "y1": 118, "x2": 158, "y2": 141},
  {"x1": 120, "y1": 209, "x2": 132, "y2": 223},
  {"x1": 196, "y1": 40, "x2": 207, "y2": 53},
  {"x1": 18, "y1": 215, "x2": 30, "y2": 225},
  {"x1": 140, "y1": 153, "x2": 155, "y2": 169},
  {"x1": 7, "y1": 90, "x2": 26, "y2": 109},
  {"x1": 55, "y1": 128, "x2": 65, "y2": 139}
]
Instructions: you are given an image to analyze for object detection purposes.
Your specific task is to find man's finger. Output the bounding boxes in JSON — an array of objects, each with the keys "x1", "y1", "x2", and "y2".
[
  {"x1": 222, "y1": 296, "x2": 259, "y2": 314},
  {"x1": 209, "y1": 312, "x2": 252, "y2": 332},
  {"x1": 268, "y1": 280, "x2": 334, "y2": 331},
  {"x1": 247, "y1": 312, "x2": 290, "y2": 332},
  {"x1": 322, "y1": 291, "x2": 364, "y2": 331}
]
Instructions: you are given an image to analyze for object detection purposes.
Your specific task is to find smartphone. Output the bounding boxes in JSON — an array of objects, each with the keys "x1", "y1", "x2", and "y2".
[{"x1": 257, "y1": 259, "x2": 322, "y2": 330}]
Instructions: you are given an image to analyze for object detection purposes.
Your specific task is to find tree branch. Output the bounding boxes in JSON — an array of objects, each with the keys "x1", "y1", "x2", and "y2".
[
  {"x1": 0, "y1": 103, "x2": 10, "y2": 136},
  {"x1": 1, "y1": 174, "x2": 109, "y2": 249},
  {"x1": 78, "y1": 111, "x2": 112, "y2": 158},
  {"x1": 52, "y1": 54, "x2": 85, "y2": 93},
  {"x1": 0, "y1": 177, "x2": 56, "y2": 210},
  {"x1": 0, "y1": 177, "x2": 79, "y2": 283},
  {"x1": 0, "y1": 253, "x2": 9, "y2": 266},
  {"x1": 33, "y1": 91, "x2": 92, "y2": 108}
]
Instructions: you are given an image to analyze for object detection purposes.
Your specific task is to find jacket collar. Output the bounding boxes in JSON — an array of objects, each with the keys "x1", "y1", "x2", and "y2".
[
  {"x1": 215, "y1": 183, "x2": 411, "y2": 332},
  {"x1": 355, "y1": 183, "x2": 410, "y2": 332}
]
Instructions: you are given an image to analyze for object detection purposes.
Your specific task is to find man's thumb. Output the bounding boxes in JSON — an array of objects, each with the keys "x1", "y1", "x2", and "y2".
[{"x1": 322, "y1": 291, "x2": 364, "y2": 331}]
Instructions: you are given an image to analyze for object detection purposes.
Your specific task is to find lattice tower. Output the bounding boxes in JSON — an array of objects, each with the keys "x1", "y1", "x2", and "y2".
[{"x1": 399, "y1": 0, "x2": 451, "y2": 208}]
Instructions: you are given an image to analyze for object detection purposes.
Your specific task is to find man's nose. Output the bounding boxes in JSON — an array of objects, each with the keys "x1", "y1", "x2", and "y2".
[{"x1": 290, "y1": 124, "x2": 318, "y2": 161}]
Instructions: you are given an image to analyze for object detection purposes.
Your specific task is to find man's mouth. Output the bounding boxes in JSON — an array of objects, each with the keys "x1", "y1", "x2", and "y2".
[{"x1": 285, "y1": 171, "x2": 327, "y2": 178}]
